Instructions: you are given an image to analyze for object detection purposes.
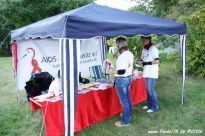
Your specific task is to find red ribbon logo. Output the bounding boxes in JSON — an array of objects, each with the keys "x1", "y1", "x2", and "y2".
[{"x1": 25, "y1": 48, "x2": 42, "y2": 75}]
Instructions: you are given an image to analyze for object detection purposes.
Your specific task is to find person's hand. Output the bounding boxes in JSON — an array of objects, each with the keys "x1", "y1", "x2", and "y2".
[
  {"x1": 133, "y1": 70, "x2": 143, "y2": 79},
  {"x1": 112, "y1": 53, "x2": 118, "y2": 60},
  {"x1": 137, "y1": 60, "x2": 143, "y2": 66},
  {"x1": 107, "y1": 69, "x2": 116, "y2": 77},
  {"x1": 109, "y1": 69, "x2": 116, "y2": 75},
  {"x1": 138, "y1": 71, "x2": 143, "y2": 77},
  {"x1": 133, "y1": 70, "x2": 138, "y2": 76}
]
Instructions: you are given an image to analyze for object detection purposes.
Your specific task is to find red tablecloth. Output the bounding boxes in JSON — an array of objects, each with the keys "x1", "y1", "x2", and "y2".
[{"x1": 30, "y1": 78, "x2": 147, "y2": 136}]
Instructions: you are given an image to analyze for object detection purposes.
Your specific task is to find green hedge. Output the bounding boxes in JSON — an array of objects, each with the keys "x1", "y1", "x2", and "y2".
[{"x1": 0, "y1": 48, "x2": 12, "y2": 57}]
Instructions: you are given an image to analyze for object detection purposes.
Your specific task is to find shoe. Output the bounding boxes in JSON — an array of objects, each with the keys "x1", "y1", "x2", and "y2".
[
  {"x1": 147, "y1": 109, "x2": 154, "y2": 113},
  {"x1": 142, "y1": 106, "x2": 148, "y2": 110},
  {"x1": 115, "y1": 121, "x2": 129, "y2": 127}
]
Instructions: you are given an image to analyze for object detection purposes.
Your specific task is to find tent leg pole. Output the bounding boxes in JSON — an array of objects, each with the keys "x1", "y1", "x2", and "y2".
[
  {"x1": 16, "y1": 89, "x2": 20, "y2": 102},
  {"x1": 181, "y1": 89, "x2": 184, "y2": 104},
  {"x1": 180, "y1": 34, "x2": 186, "y2": 105}
]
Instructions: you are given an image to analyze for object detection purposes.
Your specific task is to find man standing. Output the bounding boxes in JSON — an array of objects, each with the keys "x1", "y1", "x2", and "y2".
[
  {"x1": 140, "y1": 36, "x2": 159, "y2": 113},
  {"x1": 114, "y1": 37, "x2": 134, "y2": 127}
]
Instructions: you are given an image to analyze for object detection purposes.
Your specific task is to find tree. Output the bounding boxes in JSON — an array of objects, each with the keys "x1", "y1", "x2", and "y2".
[
  {"x1": 152, "y1": 0, "x2": 205, "y2": 77},
  {"x1": 0, "y1": 0, "x2": 93, "y2": 56},
  {"x1": 179, "y1": 5, "x2": 205, "y2": 77},
  {"x1": 129, "y1": 0, "x2": 205, "y2": 77},
  {"x1": 129, "y1": 0, "x2": 153, "y2": 15}
]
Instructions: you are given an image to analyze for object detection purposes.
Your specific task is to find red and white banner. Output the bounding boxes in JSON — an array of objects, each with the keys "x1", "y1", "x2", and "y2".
[
  {"x1": 16, "y1": 39, "x2": 60, "y2": 90},
  {"x1": 15, "y1": 38, "x2": 104, "y2": 90}
]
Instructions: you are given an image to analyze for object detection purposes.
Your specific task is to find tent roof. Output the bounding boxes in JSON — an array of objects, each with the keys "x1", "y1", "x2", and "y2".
[{"x1": 11, "y1": 3, "x2": 186, "y2": 40}]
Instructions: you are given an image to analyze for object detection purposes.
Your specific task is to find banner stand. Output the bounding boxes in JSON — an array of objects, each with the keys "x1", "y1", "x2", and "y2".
[{"x1": 16, "y1": 89, "x2": 19, "y2": 102}]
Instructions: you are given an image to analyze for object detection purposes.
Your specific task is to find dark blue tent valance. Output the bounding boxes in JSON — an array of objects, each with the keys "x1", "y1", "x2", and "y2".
[{"x1": 11, "y1": 3, "x2": 186, "y2": 40}]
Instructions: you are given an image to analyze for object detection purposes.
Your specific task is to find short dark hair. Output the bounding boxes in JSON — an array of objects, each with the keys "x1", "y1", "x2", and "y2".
[
  {"x1": 116, "y1": 37, "x2": 126, "y2": 42},
  {"x1": 141, "y1": 36, "x2": 151, "y2": 40},
  {"x1": 116, "y1": 37, "x2": 127, "y2": 49}
]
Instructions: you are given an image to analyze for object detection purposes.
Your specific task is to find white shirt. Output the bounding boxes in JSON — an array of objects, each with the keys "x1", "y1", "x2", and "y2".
[
  {"x1": 48, "y1": 78, "x2": 62, "y2": 95},
  {"x1": 141, "y1": 45, "x2": 159, "y2": 78},
  {"x1": 115, "y1": 50, "x2": 134, "y2": 77}
]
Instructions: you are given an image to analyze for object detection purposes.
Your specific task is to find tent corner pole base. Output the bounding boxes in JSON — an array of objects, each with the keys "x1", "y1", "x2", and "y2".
[{"x1": 16, "y1": 89, "x2": 20, "y2": 102}]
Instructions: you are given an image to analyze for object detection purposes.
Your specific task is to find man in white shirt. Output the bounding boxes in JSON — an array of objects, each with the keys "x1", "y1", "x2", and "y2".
[
  {"x1": 114, "y1": 37, "x2": 134, "y2": 127},
  {"x1": 139, "y1": 36, "x2": 159, "y2": 113}
]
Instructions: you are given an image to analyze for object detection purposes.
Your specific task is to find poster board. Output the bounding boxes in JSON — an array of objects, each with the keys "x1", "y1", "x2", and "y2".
[{"x1": 15, "y1": 37, "x2": 104, "y2": 90}]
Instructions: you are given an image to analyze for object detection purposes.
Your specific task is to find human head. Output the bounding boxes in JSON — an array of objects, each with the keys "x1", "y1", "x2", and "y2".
[
  {"x1": 116, "y1": 36, "x2": 128, "y2": 53},
  {"x1": 141, "y1": 36, "x2": 151, "y2": 46}
]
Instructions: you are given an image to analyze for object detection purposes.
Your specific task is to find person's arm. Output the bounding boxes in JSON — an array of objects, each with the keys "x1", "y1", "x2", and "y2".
[
  {"x1": 141, "y1": 59, "x2": 159, "y2": 66},
  {"x1": 152, "y1": 46, "x2": 159, "y2": 64},
  {"x1": 138, "y1": 50, "x2": 144, "y2": 66},
  {"x1": 152, "y1": 58, "x2": 159, "y2": 64},
  {"x1": 115, "y1": 54, "x2": 127, "y2": 75},
  {"x1": 142, "y1": 46, "x2": 159, "y2": 66}
]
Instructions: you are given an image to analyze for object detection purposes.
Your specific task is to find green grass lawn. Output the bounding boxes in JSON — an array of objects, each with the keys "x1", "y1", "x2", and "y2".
[{"x1": 0, "y1": 57, "x2": 205, "y2": 136}]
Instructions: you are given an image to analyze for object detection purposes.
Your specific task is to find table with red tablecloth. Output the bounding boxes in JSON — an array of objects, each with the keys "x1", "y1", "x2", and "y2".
[{"x1": 30, "y1": 78, "x2": 147, "y2": 136}]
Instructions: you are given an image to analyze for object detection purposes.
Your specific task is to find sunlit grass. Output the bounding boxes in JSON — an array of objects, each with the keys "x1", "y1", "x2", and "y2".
[{"x1": 0, "y1": 57, "x2": 204, "y2": 136}]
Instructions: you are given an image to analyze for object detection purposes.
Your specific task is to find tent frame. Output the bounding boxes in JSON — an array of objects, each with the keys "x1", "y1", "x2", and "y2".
[{"x1": 10, "y1": 3, "x2": 187, "y2": 136}]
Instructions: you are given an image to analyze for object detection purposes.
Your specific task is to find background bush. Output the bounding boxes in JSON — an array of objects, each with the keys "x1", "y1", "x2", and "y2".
[{"x1": 130, "y1": 0, "x2": 205, "y2": 78}]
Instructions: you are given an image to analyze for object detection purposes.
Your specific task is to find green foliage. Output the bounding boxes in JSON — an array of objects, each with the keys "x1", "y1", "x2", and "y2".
[
  {"x1": 0, "y1": 0, "x2": 93, "y2": 56},
  {"x1": 154, "y1": 0, "x2": 205, "y2": 77},
  {"x1": 177, "y1": 5, "x2": 205, "y2": 78},
  {"x1": 151, "y1": 0, "x2": 178, "y2": 17},
  {"x1": 0, "y1": 47, "x2": 12, "y2": 57},
  {"x1": 165, "y1": 0, "x2": 205, "y2": 77},
  {"x1": 1, "y1": 57, "x2": 205, "y2": 136},
  {"x1": 127, "y1": 36, "x2": 143, "y2": 60},
  {"x1": 130, "y1": 0, "x2": 205, "y2": 77},
  {"x1": 106, "y1": 38, "x2": 116, "y2": 47},
  {"x1": 157, "y1": 36, "x2": 179, "y2": 50},
  {"x1": 129, "y1": 0, "x2": 153, "y2": 15}
]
